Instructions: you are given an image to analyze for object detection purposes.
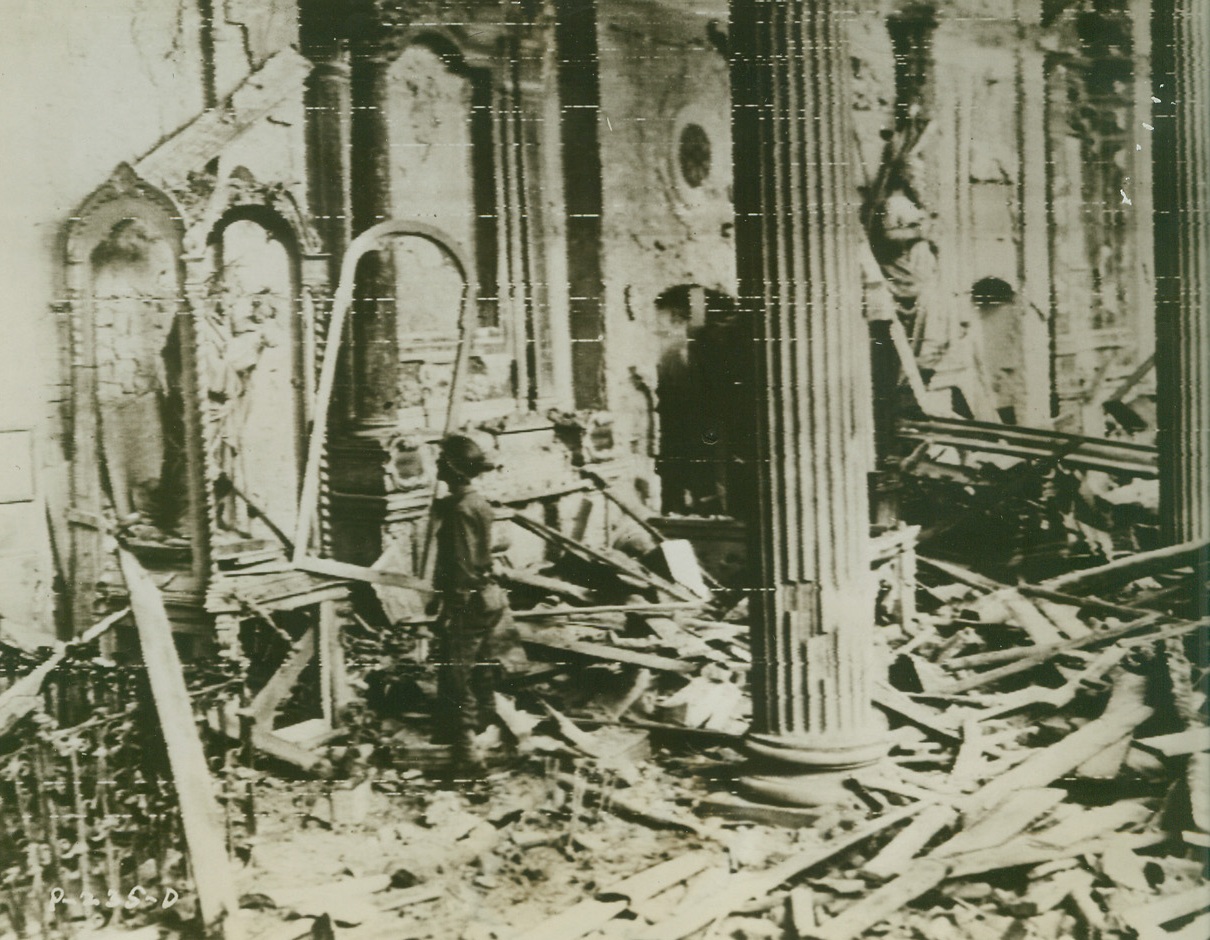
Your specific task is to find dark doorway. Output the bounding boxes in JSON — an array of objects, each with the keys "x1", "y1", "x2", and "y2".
[{"x1": 653, "y1": 285, "x2": 750, "y2": 517}]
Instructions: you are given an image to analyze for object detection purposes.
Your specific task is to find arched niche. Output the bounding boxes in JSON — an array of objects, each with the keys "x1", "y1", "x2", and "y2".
[
  {"x1": 352, "y1": 226, "x2": 479, "y2": 431},
  {"x1": 63, "y1": 165, "x2": 206, "y2": 626},
  {"x1": 198, "y1": 205, "x2": 303, "y2": 548},
  {"x1": 384, "y1": 35, "x2": 499, "y2": 331}
]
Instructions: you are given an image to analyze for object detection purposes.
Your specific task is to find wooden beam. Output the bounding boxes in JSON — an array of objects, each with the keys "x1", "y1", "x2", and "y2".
[
  {"x1": 637, "y1": 802, "x2": 924, "y2": 940},
  {"x1": 118, "y1": 549, "x2": 238, "y2": 931},
  {"x1": 513, "y1": 601, "x2": 700, "y2": 621},
  {"x1": 294, "y1": 555, "x2": 432, "y2": 594},
  {"x1": 1041, "y1": 537, "x2": 1209, "y2": 595},
  {"x1": 0, "y1": 607, "x2": 128, "y2": 738},
  {"x1": 505, "y1": 513, "x2": 697, "y2": 602},
  {"x1": 318, "y1": 602, "x2": 336, "y2": 724},
  {"x1": 937, "y1": 614, "x2": 1210, "y2": 693},
  {"x1": 918, "y1": 554, "x2": 1149, "y2": 622},
  {"x1": 292, "y1": 219, "x2": 474, "y2": 580},
  {"x1": 516, "y1": 627, "x2": 695, "y2": 673},
  {"x1": 210, "y1": 709, "x2": 324, "y2": 774},
  {"x1": 249, "y1": 627, "x2": 316, "y2": 727},
  {"x1": 965, "y1": 703, "x2": 1152, "y2": 817},
  {"x1": 322, "y1": 599, "x2": 352, "y2": 719},
  {"x1": 811, "y1": 860, "x2": 949, "y2": 940},
  {"x1": 498, "y1": 566, "x2": 593, "y2": 603},
  {"x1": 509, "y1": 852, "x2": 717, "y2": 940}
]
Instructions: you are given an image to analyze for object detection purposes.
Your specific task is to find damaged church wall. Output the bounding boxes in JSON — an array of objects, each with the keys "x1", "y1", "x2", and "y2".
[
  {"x1": 847, "y1": 0, "x2": 1154, "y2": 435},
  {"x1": 0, "y1": 0, "x2": 309, "y2": 640},
  {"x1": 0, "y1": 0, "x2": 1165, "y2": 641},
  {"x1": 590, "y1": 0, "x2": 738, "y2": 514},
  {"x1": 588, "y1": 0, "x2": 1157, "y2": 527},
  {"x1": 0, "y1": 0, "x2": 215, "y2": 638}
]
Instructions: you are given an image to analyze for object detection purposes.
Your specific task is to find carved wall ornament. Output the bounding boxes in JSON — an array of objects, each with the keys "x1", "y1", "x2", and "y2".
[
  {"x1": 383, "y1": 434, "x2": 435, "y2": 493},
  {"x1": 165, "y1": 169, "x2": 219, "y2": 225}
]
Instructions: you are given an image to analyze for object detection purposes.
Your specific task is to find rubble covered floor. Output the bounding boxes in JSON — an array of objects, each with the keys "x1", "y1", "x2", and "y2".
[{"x1": 210, "y1": 532, "x2": 1208, "y2": 940}]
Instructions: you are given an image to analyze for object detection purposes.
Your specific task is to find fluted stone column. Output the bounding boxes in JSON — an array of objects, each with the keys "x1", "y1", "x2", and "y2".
[
  {"x1": 1153, "y1": 0, "x2": 1210, "y2": 545},
  {"x1": 731, "y1": 0, "x2": 886, "y2": 802}
]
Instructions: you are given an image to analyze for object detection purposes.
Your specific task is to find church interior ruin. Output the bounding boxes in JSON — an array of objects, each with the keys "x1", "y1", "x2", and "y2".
[{"x1": 0, "y1": 0, "x2": 1206, "y2": 937}]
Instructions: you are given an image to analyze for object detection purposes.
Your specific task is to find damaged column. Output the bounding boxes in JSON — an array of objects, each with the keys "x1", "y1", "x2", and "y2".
[
  {"x1": 349, "y1": 47, "x2": 400, "y2": 426},
  {"x1": 321, "y1": 46, "x2": 403, "y2": 565},
  {"x1": 1152, "y1": 0, "x2": 1210, "y2": 545},
  {"x1": 730, "y1": 0, "x2": 886, "y2": 803}
]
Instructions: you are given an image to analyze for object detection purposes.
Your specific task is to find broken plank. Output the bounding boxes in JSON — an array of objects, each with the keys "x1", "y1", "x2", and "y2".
[
  {"x1": 788, "y1": 887, "x2": 817, "y2": 939},
  {"x1": 809, "y1": 818, "x2": 1154, "y2": 940},
  {"x1": 516, "y1": 627, "x2": 695, "y2": 673},
  {"x1": 0, "y1": 607, "x2": 128, "y2": 738},
  {"x1": 947, "y1": 830, "x2": 1163, "y2": 879},
  {"x1": 939, "y1": 788, "x2": 1066, "y2": 856},
  {"x1": 505, "y1": 512, "x2": 697, "y2": 601},
  {"x1": 295, "y1": 555, "x2": 432, "y2": 594},
  {"x1": 1042, "y1": 537, "x2": 1209, "y2": 595},
  {"x1": 513, "y1": 601, "x2": 700, "y2": 621},
  {"x1": 965, "y1": 702, "x2": 1153, "y2": 817},
  {"x1": 1023, "y1": 868, "x2": 1096, "y2": 915},
  {"x1": 919, "y1": 554, "x2": 1152, "y2": 623},
  {"x1": 949, "y1": 715, "x2": 984, "y2": 782},
  {"x1": 1034, "y1": 597, "x2": 1092, "y2": 638},
  {"x1": 872, "y1": 683, "x2": 962, "y2": 744},
  {"x1": 499, "y1": 567, "x2": 594, "y2": 603},
  {"x1": 937, "y1": 614, "x2": 1210, "y2": 693},
  {"x1": 250, "y1": 626, "x2": 317, "y2": 726},
  {"x1": 1120, "y1": 887, "x2": 1210, "y2": 939},
  {"x1": 323, "y1": 599, "x2": 352, "y2": 718},
  {"x1": 811, "y1": 859, "x2": 949, "y2": 940},
  {"x1": 210, "y1": 708, "x2": 324, "y2": 773},
  {"x1": 602, "y1": 851, "x2": 719, "y2": 903},
  {"x1": 118, "y1": 549, "x2": 238, "y2": 930},
  {"x1": 318, "y1": 601, "x2": 335, "y2": 723},
  {"x1": 1075, "y1": 734, "x2": 1134, "y2": 778},
  {"x1": 1034, "y1": 802, "x2": 1152, "y2": 847},
  {"x1": 863, "y1": 804, "x2": 959, "y2": 880},
  {"x1": 637, "y1": 802, "x2": 924, "y2": 940},
  {"x1": 993, "y1": 590, "x2": 1065, "y2": 644}
]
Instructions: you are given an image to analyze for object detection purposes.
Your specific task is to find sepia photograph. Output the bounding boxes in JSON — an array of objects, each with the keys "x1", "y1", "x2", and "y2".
[{"x1": 0, "y1": 0, "x2": 1206, "y2": 938}]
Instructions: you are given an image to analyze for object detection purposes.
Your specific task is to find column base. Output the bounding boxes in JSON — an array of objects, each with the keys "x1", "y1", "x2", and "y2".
[{"x1": 739, "y1": 729, "x2": 888, "y2": 807}]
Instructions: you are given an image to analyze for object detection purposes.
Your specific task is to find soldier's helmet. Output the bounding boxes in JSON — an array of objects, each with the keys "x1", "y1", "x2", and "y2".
[{"x1": 438, "y1": 433, "x2": 496, "y2": 479}]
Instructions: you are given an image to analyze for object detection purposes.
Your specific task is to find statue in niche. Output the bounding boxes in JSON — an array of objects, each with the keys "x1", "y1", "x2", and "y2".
[
  {"x1": 200, "y1": 270, "x2": 282, "y2": 537},
  {"x1": 91, "y1": 218, "x2": 190, "y2": 540}
]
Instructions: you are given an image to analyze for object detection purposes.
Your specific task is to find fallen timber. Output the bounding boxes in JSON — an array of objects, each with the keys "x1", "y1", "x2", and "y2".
[{"x1": 898, "y1": 416, "x2": 1158, "y2": 477}]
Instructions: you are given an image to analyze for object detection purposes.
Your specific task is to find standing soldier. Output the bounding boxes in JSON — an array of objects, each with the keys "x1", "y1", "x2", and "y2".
[{"x1": 430, "y1": 433, "x2": 514, "y2": 773}]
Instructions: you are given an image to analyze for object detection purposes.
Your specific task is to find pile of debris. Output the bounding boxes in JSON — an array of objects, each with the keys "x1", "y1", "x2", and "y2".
[
  {"x1": 277, "y1": 513, "x2": 1208, "y2": 940},
  {"x1": 2, "y1": 499, "x2": 1206, "y2": 940}
]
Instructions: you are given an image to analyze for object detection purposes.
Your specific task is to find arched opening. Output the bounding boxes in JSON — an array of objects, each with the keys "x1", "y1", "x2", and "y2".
[
  {"x1": 201, "y1": 209, "x2": 301, "y2": 546},
  {"x1": 385, "y1": 38, "x2": 498, "y2": 328}
]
